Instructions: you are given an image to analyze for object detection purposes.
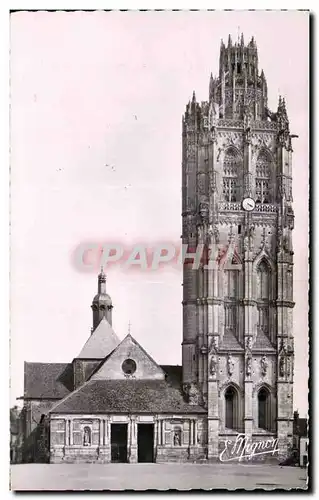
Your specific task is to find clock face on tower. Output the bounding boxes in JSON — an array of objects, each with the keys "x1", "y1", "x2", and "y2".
[{"x1": 242, "y1": 197, "x2": 256, "y2": 212}]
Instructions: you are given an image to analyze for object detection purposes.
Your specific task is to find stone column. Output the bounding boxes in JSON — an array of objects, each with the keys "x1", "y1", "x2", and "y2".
[
  {"x1": 189, "y1": 420, "x2": 192, "y2": 446},
  {"x1": 157, "y1": 419, "x2": 161, "y2": 445},
  {"x1": 194, "y1": 419, "x2": 198, "y2": 447},
  {"x1": 99, "y1": 417, "x2": 111, "y2": 463},
  {"x1": 69, "y1": 419, "x2": 73, "y2": 445},
  {"x1": 161, "y1": 420, "x2": 164, "y2": 446},
  {"x1": 64, "y1": 419, "x2": 68, "y2": 446},
  {"x1": 129, "y1": 417, "x2": 137, "y2": 463},
  {"x1": 99, "y1": 418, "x2": 103, "y2": 446}
]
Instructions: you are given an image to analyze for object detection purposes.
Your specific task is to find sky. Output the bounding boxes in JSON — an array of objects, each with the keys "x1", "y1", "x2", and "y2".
[{"x1": 10, "y1": 10, "x2": 309, "y2": 416}]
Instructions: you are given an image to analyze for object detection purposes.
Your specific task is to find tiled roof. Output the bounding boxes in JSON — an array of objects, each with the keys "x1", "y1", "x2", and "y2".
[
  {"x1": 50, "y1": 380, "x2": 206, "y2": 415},
  {"x1": 76, "y1": 318, "x2": 120, "y2": 359},
  {"x1": 23, "y1": 361, "x2": 184, "y2": 402},
  {"x1": 24, "y1": 362, "x2": 73, "y2": 399}
]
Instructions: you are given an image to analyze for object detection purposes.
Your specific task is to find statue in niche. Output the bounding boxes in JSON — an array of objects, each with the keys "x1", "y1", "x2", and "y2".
[
  {"x1": 227, "y1": 354, "x2": 235, "y2": 377},
  {"x1": 261, "y1": 355, "x2": 268, "y2": 377},
  {"x1": 286, "y1": 357, "x2": 291, "y2": 377},
  {"x1": 243, "y1": 225, "x2": 255, "y2": 252},
  {"x1": 83, "y1": 426, "x2": 91, "y2": 447},
  {"x1": 246, "y1": 356, "x2": 252, "y2": 377},
  {"x1": 249, "y1": 225, "x2": 255, "y2": 239},
  {"x1": 245, "y1": 336, "x2": 253, "y2": 352},
  {"x1": 243, "y1": 232, "x2": 249, "y2": 251},
  {"x1": 209, "y1": 336, "x2": 218, "y2": 353},
  {"x1": 243, "y1": 103, "x2": 252, "y2": 128},
  {"x1": 173, "y1": 429, "x2": 181, "y2": 446},
  {"x1": 210, "y1": 355, "x2": 218, "y2": 376},
  {"x1": 199, "y1": 202, "x2": 209, "y2": 219},
  {"x1": 279, "y1": 356, "x2": 285, "y2": 377},
  {"x1": 208, "y1": 224, "x2": 220, "y2": 245}
]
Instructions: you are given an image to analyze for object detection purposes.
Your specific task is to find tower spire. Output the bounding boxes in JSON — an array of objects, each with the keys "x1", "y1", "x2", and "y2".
[
  {"x1": 98, "y1": 266, "x2": 106, "y2": 294},
  {"x1": 92, "y1": 269, "x2": 113, "y2": 330}
]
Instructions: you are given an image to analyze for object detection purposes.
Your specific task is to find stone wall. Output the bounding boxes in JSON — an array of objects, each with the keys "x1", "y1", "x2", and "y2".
[{"x1": 50, "y1": 413, "x2": 207, "y2": 464}]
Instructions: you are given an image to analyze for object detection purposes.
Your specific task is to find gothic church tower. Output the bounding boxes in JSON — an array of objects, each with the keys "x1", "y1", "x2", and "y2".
[{"x1": 182, "y1": 34, "x2": 295, "y2": 459}]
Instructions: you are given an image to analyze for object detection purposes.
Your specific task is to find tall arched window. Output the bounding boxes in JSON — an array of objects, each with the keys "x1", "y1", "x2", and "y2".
[
  {"x1": 257, "y1": 260, "x2": 270, "y2": 337},
  {"x1": 224, "y1": 268, "x2": 239, "y2": 338},
  {"x1": 256, "y1": 150, "x2": 271, "y2": 204},
  {"x1": 225, "y1": 269, "x2": 238, "y2": 299},
  {"x1": 258, "y1": 387, "x2": 271, "y2": 431},
  {"x1": 257, "y1": 261, "x2": 269, "y2": 300},
  {"x1": 225, "y1": 386, "x2": 237, "y2": 430},
  {"x1": 257, "y1": 260, "x2": 271, "y2": 337},
  {"x1": 223, "y1": 149, "x2": 239, "y2": 202}
]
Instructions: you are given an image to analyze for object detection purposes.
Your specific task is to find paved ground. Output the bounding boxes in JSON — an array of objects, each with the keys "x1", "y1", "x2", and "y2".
[{"x1": 10, "y1": 463, "x2": 308, "y2": 491}]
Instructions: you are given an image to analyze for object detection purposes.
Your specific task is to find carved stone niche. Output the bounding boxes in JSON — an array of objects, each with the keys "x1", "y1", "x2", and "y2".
[
  {"x1": 245, "y1": 336, "x2": 253, "y2": 352},
  {"x1": 246, "y1": 356, "x2": 252, "y2": 377},
  {"x1": 209, "y1": 336, "x2": 219, "y2": 353},
  {"x1": 227, "y1": 353, "x2": 234, "y2": 377},
  {"x1": 209, "y1": 355, "x2": 218, "y2": 377},
  {"x1": 199, "y1": 202, "x2": 209, "y2": 220},
  {"x1": 260, "y1": 355, "x2": 268, "y2": 377}
]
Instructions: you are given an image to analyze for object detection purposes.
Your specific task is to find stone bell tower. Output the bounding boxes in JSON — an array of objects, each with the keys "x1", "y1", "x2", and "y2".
[
  {"x1": 182, "y1": 34, "x2": 295, "y2": 460},
  {"x1": 91, "y1": 267, "x2": 113, "y2": 330}
]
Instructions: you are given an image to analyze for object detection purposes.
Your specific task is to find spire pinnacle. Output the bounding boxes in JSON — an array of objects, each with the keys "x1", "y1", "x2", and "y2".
[
  {"x1": 241, "y1": 32, "x2": 244, "y2": 46},
  {"x1": 128, "y1": 320, "x2": 131, "y2": 335},
  {"x1": 192, "y1": 90, "x2": 196, "y2": 103},
  {"x1": 99, "y1": 266, "x2": 106, "y2": 282},
  {"x1": 228, "y1": 34, "x2": 232, "y2": 47}
]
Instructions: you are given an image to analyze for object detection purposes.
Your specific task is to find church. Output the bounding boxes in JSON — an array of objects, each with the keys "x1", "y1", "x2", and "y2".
[{"x1": 20, "y1": 34, "x2": 295, "y2": 463}]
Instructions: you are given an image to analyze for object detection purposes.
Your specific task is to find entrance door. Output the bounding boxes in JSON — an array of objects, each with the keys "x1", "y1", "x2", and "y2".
[
  {"x1": 111, "y1": 424, "x2": 128, "y2": 463},
  {"x1": 137, "y1": 424, "x2": 154, "y2": 463}
]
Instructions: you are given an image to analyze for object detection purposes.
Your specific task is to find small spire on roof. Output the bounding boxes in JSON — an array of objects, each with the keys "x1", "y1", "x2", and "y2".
[
  {"x1": 128, "y1": 320, "x2": 131, "y2": 335},
  {"x1": 99, "y1": 266, "x2": 106, "y2": 280}
]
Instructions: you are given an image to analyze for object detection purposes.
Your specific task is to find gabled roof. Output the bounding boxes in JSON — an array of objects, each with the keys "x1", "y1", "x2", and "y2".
[
  {"x1": 76, "y1": 317, "x2": 120, "y2": 359},
  {"x1": 90, "y1": 333, "x2": 166, "y2": 381},
  {"x1": 24, "y1": 362, "x2": 73, "y2": 399},
  {"x1": 50, "y1": 379, "x2": 206, "y2": 415}
]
